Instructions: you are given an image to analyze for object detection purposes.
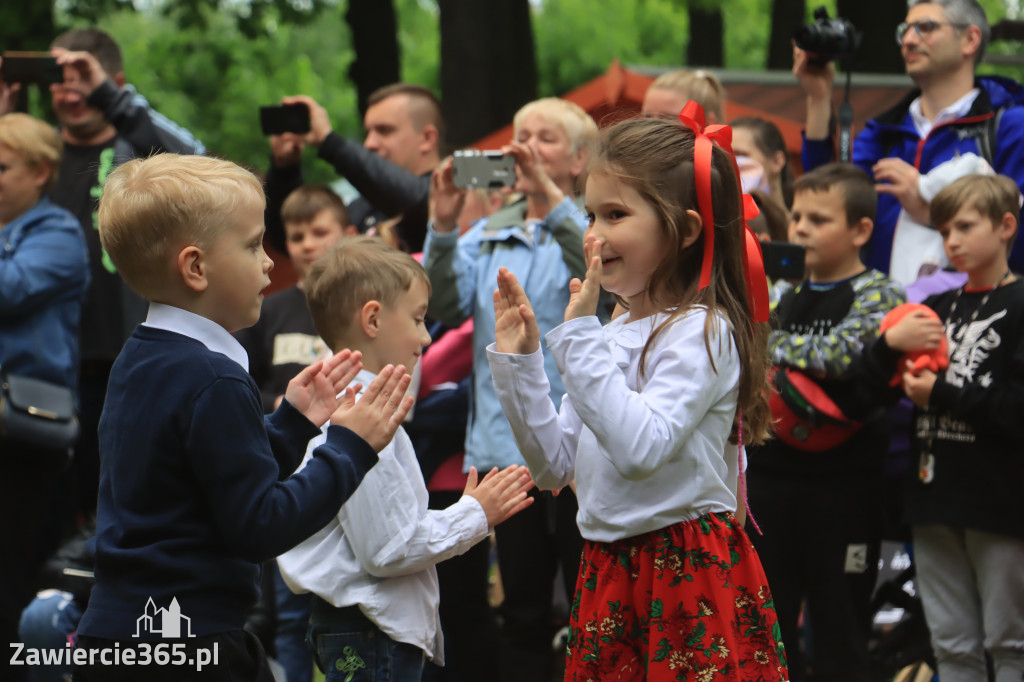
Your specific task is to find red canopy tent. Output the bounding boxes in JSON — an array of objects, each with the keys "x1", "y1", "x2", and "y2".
[{"x1": 469, "y1": 59, "x2": 916, "y2": 177}]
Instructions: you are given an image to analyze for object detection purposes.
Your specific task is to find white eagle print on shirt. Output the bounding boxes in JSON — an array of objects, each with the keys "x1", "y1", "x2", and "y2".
[{"x1": 944, "y1": 308, "x2": 1007, "y2": 388}]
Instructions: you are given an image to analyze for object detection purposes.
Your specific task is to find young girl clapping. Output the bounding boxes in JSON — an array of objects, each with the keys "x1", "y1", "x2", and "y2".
[{"x1": 487, "y1": 111, "x2": 788, "y2": 681}]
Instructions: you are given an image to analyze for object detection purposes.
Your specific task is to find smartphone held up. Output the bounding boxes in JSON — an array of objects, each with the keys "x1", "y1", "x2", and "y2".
[
  {"x1": 259, "y1": 103, "x2": 311, "y2": 136},
  {"x1": 1, "y1": 52, "x2": 62, "y2": 86},
  {"x1": 760, "y1": 241, "x2": 806, "y2": 282}
]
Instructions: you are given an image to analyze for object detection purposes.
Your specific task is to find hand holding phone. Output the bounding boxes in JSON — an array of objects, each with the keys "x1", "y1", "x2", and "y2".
[
  {"x1": 260, "y1": 103, "x2": 311, "y2": 136},
  {"x1": 51, "y1": 49, "x2": 109, "y2": 95},
  {"x1": 0, "y1": 57, "x2": 22, "y2": 115},
  {"x1": 430, "y1": 157, "x2": 467, "y2": 234}
]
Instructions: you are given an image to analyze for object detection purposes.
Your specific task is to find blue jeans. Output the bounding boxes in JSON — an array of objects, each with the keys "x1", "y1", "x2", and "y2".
[
  {"x1": 307, "y1": 602, "x2": 425, "y2": 682},
  {"x1": 272, "y1": 563, "x2": 313, "y2": 682},
  {"x1": 18, "y1": 589, "x2": 82, "y2": 682}
]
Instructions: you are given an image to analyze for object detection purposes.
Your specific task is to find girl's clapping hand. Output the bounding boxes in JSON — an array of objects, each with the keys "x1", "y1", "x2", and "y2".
[
  {"x1": 564, "y1": 235, "x2": 602, "y2": 321},
  {"x1": 493, "y1": 267, "x2": 540, "y2": 354}
]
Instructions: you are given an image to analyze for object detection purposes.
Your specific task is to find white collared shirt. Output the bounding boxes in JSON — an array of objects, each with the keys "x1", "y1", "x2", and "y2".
[
  {"x1": 487, "y1": 310, "x2": 742, "y2": 543},
  {"x1": 909, "y1": 88, "x2": 980, "y2": 138},
  {"x1": 277, "y1": 369, "x2": 488, "y2": 663},
  {"x1": 142, "y1": 302, "x2": 250, "y2": 371}
]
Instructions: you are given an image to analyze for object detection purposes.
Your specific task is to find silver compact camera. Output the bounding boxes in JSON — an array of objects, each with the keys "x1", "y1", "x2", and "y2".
[{"x1": 451, "y1": 150, "x2": 516, "y2": 189}]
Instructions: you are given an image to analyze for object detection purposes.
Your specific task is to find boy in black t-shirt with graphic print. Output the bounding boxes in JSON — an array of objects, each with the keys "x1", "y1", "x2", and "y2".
[{"x1": 861, "y1": 173, "x2": 1024, "y2": 682}]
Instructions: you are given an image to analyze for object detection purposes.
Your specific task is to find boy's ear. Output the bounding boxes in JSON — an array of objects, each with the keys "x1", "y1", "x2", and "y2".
[
  {"x1": 852, "y1": 217, "x2": 873, "y2": 248},
  {"x1": 682, "y1": 209, "x2": 703, "y2": 250},
  {"x1": 177, "y1": 245, "x2": 207, "y2": 292},
  {"x1": 998, "y1": 211, "x2": 1018, "y2": 243},
  {"x1": 360, "y1": 300, "x2": 383, "y2": 338}
]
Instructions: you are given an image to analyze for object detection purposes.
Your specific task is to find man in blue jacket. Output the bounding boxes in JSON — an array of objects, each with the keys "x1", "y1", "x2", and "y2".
[{"x1": 794, "y1": 0, "x2": 1024, "y2": 276}]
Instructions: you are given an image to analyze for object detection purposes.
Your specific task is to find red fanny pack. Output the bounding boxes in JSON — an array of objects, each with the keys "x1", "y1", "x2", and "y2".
[{"x1": 769, "y1": 367, "x2": 862, "y2": 452}]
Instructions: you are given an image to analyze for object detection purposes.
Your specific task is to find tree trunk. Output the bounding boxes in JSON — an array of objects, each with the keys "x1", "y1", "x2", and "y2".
[
  {"x1": 838, "y1": 0, "x2": 906, "y2": 74},
  {"x1": 438, "y1": 0, "x2": 538, "y2": 149},
  {"x1": 767, "y1": 0, "x2": 806, "y2": 70},
  {"x1": 345, "y1": 0, "x2": 401, "y2": 117},
  {"x1": 687, "y1": 5, "x2": 723, "y2": 67}
]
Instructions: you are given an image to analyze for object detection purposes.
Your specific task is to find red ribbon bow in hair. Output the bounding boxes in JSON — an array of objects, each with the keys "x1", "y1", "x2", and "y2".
[{"x1": 676, "y1": 101, "x2": 770, "y2": 324}]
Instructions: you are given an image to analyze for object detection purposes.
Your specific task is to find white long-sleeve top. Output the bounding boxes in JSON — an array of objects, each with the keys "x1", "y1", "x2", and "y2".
[
  {"x1": 277, "y1": 370, "x2": 489, "y2": 664},
  {"x1": 487, "y1": 310, "x2": 741, "y2": 543}
]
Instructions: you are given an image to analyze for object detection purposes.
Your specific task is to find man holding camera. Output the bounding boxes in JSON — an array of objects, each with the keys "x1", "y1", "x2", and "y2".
[
  {"x1": 264, "y1": 84, "x2": 443, "y2": 254},
  {"x1": 795, "y1": 0, "x2": 1024, "y2": 278}
]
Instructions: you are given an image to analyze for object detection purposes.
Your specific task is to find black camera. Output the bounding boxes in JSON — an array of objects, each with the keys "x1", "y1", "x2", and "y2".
[{"x1": 794, "y1": 6, "x2": 861, "y2": 64}]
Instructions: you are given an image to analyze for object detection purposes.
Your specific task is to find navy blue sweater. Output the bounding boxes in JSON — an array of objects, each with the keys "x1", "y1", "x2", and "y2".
[{"x1": 77, "y1": 326, "x2": 378, "y2": 640}]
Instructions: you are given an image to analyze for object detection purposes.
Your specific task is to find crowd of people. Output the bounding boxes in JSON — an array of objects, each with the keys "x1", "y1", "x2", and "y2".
[{"x1": 2, "y1": 0, "x2": 1023, "y2": 681}]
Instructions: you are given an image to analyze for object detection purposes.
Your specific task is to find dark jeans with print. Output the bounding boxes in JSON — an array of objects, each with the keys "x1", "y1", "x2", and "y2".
[{"x1": 308, "y1": 598, "x2": 425, "y2": 682}]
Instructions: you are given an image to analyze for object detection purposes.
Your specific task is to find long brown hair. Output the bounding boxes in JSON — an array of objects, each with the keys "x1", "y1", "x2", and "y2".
[{"x1": 591, "y1": 117, "x2": 772, "y2": 445}]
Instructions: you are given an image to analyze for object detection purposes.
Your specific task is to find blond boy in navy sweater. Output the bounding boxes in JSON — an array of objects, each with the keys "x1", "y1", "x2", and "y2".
[{"x1": 74, "y1": 154, "x2": 412, "y2": 681}]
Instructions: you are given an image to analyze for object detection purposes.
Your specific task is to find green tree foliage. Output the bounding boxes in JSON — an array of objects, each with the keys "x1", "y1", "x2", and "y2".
[
  {"x1": 724, "y1": 0, "x2": 777, "y2": 70},
  {"x1": 396, "y1": 0, "x2": 440, "y2": 92},
  {"x1": 62, "y1": 0, "x2": 438, "y2": 180},
  {"x1": 92, "y1": 5, "x2": 357, "y2": 179},
  {"x1": 531, "y1": 0, "x2": 689, "y2": 97}
]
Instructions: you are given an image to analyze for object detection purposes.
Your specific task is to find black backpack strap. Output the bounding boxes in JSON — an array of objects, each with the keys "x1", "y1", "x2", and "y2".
[{"x1": 976, "y1": 106, "x2": 1006, "y2": 168}]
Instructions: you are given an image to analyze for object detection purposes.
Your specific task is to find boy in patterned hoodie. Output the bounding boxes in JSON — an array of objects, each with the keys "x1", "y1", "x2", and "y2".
[{"x1": 746, "y1": 163, "x2": 906, "y2": 682}]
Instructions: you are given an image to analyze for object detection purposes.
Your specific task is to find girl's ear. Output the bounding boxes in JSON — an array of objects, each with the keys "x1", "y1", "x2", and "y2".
[
  {"x1": 360, "y1": 300, "x2": 383, "y2": 338},
  {"x1": 177, "y1": 245, "x2": 207, "y2": 292},
  {"x1": 682, "y1": 209, "x2": 703, "y2": 250}
]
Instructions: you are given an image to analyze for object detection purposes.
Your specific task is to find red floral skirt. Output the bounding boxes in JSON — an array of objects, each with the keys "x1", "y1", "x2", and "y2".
[{"x1": 565, "y1": 512, "x2": 788, "y2": 682}]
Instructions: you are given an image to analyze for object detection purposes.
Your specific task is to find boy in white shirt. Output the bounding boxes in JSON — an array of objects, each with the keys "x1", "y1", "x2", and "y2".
[{"x1": 278, "y1": 236, "x2": 534, "y2": 680}]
